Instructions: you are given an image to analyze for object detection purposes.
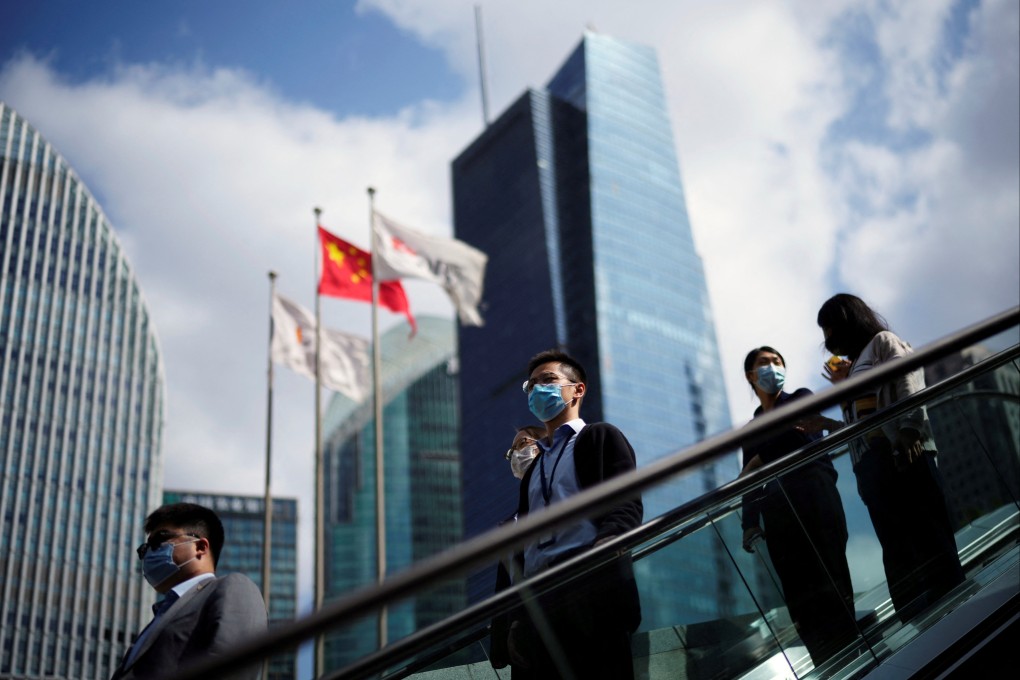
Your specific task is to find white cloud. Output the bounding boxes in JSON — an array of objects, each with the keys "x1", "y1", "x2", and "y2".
[
  {"x1": 0, "y1": 53, "x2": 479, "y2": 631},
  {"x1": 357, "y1": 0, "x2": 858, "y2": 418},
  {"x1": 361, "y1": 0, "x2": 1018, "y2": 411},
  {"x1": 833, "y1": 0, "x2": 1020, "y2": 341},
  {"x1": 1, "y1": 1, "x2": 1016, "y2": 662},
  {"x1": 4, "y1": 0, "x2": 1009, "y2": 487},
  {"x1": 871, "y1": 0, "x2": 957, "y2": 130}
]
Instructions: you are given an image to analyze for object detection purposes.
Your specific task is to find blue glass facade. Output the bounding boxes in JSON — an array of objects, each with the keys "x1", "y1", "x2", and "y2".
[
  {"x1": 0, "y1": 102, "x2": 165, "y2": 678},
  {"x1": 321, "y1": 317, "x2": 463, "y2": 670},
  {"x1": 452, "y1": 34, "x2": 742, "y2": 626},
  {"x1": 163, "y1": 491, "x2": 298, "y2": 680}
]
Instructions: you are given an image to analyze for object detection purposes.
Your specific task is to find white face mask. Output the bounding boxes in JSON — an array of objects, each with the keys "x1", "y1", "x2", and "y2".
[{"x1": 510, "y1": 444, "x2": 539, "y2": 479}]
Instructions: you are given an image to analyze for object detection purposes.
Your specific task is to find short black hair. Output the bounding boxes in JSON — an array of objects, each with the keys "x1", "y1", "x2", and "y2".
[
  {"x1": 527, "y1": 349, "x2": 587, "y2": 385},
  {"x1": 144, "y1": 503, "x2": 225, "y2": 566},
  {"x1": 817, "y1": 293, "x2": 889, "y2": 360},
  {"x1": 743, "y1": 346, "x2": 785, "y2": 375}
]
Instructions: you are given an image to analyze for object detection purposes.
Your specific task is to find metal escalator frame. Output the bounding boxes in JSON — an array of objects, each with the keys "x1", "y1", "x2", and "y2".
[
  {"x1": 174, "y1": 305, "x2": 1020, "y2": 680},
  {"x1": 334, "y1": 335, "x2": 1020, "y2": 680}
]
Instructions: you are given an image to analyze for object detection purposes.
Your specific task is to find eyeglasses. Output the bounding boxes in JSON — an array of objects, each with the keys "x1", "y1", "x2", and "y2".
[
  {"x1": 522, "y1": 372, "x2": 576, "y2": 394},
  {"x1": 505, "y1": 438, "x2": 538, "y2": 460},
  {"x1": 136, "y1": 532, "x2": 199, "y2": 560}
]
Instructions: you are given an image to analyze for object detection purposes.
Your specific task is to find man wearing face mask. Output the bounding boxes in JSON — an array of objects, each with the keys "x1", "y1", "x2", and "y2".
[
  {"x1": 738, "y1": 346, "x2": 857, "y2": 665},
  {"x1": 111, "y1": 502, "x2": 267, "y2": 680},
  {"x1": 507, "y1": 349, "x2": 642, "y2": 680}
]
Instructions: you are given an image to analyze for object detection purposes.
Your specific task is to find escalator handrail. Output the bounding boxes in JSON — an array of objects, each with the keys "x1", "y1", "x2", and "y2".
[
  {"x1": 174, "y1": 305, "x2": 1020, "y2": 680},
  {"x1": 326, "y1": 335, "x2": 1020, "y2": 680}
]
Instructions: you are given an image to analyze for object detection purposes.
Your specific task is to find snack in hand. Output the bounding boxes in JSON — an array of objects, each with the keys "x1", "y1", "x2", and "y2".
[{"x1": 826, "y1": 355, "x2": 845, "y2": 371}]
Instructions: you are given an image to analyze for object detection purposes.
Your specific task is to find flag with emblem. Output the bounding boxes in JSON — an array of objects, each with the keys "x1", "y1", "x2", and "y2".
[
  {"x1": 317, "y1": 225, "x2": 416, "y2": 332},
  {"x1": 373, "y1": 212, "x2": 488, "y2": 326},
  {"x1": 271, "y1": 292, "x2": 370, "y2": 401}
]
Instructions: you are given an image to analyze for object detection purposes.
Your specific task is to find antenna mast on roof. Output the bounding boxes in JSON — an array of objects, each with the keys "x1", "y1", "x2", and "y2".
[{"x1": 474, "y1": 5, "x2": 491, "y2": 127}]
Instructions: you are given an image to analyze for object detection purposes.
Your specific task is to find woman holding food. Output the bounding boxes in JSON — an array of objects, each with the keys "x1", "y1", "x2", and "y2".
[{"x1": 817, "y1": 293, "x2": 964, "y2": 622}]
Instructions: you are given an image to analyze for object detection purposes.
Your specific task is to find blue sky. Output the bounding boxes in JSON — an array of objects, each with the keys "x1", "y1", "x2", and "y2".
[
  {"x1": 6, "y1": 1, "x2": 462, "y2": 117},
  {"x1": 2, "y1": 1, "x2": 1018, "y2": 676}
]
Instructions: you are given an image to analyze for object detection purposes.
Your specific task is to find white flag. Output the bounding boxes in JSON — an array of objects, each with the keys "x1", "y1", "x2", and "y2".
[
  {"x1": 271, "y1": 293, "x2": 370, "y2": 401},
  {"x1": 373, "y1": 212, "x2": 488, "y2": 326}
]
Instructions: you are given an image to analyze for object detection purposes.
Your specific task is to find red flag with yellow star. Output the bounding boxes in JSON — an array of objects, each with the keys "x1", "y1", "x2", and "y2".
[{"x1": 317, "y1": 226, "x2": 416, "y2": 332}]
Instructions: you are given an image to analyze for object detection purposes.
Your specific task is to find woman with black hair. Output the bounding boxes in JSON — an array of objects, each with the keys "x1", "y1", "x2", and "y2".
[
  {"x1": 817, "y1": 293, "x2": 964, "y2": 622},
  {"x1": 739, "y1": 346, "x2": 858, "y2": 664},
  {"x1": 490, "y1": 426, "x2": 545, "y2": 677}
]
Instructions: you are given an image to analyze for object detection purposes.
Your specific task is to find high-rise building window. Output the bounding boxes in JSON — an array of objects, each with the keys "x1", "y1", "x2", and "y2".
[{"x1": 0, "y1": 102, "x2": 165, "y2": 680}]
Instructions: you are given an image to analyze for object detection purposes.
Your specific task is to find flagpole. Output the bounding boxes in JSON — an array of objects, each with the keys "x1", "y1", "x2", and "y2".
[
  {"x1": 261, "y1": 270, "x2": 277, "y2": 680},
  {"x1": 313, "y1": 207, "x2": 325, "y2": 676},
  {"x1": 474, "y1": 4, "x2": 491, "y2": 126},
  {"x1": 368, "y1": 187, "x2": 388, "y2": 649}
]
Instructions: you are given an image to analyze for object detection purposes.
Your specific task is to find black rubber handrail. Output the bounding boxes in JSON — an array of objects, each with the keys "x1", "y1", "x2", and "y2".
[{"x1": 174, "y1": 305, "x2": 1019, "y2": 680}]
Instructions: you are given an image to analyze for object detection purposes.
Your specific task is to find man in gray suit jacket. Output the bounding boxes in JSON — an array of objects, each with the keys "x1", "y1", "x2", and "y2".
[{"x1": 111, "y1": 502, "x2": 268, "y2": 680}]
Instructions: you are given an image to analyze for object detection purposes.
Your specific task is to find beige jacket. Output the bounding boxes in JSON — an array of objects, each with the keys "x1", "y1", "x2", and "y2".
[{"x1": 844, "y1": 331, "x2": 936, "y2": 462}]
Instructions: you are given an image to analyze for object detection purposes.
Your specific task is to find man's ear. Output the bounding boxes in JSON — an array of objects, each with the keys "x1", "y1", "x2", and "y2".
[
  {"x1": 195, "y1": 537, "x2": 211, "y2": 559},
  {"x1": 573, "y1": 382, "x2": 586, "y2": 400}
]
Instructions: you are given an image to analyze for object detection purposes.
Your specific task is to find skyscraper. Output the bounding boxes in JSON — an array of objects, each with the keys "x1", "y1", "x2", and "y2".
[
  {"x1": 321, "y1": 316, "x2": 463, "y2": 670},
  {"x1": 452, "y1": 34, "x2": 739, "y2": 626},
  {"x1": 0, "y1": 102, "x2": 166, "y2": 679},
  {"x1": 163, "y1": 490, "x2": 299, "y2": 680}
]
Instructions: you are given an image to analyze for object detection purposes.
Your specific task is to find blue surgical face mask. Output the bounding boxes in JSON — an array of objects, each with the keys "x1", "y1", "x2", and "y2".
[
  {"x1": 142, "y1": 538, "x2": 199, "y2": 588},
  {"x1": 528, "y1": 383, "x2": 572, "y2": 422},
  {"x1": 755, "y1": 364, "x2": 786, "y2": 394}
]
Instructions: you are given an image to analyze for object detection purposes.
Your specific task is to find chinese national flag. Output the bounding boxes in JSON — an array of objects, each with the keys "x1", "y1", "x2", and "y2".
[{"x1": 317, "y1": 226, "x2": 416, "y2": 332}]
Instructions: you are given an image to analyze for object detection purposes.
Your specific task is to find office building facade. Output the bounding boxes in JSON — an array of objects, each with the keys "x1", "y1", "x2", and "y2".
[
  {"x1": 452, "y1": 34, "x2": 740, "y2": 626},
  {"x1": 925, "y1": 346, "x2": 1020, "y2": 529},
  {"x1": 0, "y1": 102, "x2": 166, "y2": 679},
  {"x1": 321, "y1": 316, "x2": 463, "y2": 670},
  {"x1": 163, "y1": 490, "x2": 299, "y2": 680}
]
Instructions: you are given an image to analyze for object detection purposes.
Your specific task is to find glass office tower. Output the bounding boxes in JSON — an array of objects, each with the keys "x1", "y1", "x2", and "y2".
[
  {"x1": 452, "y1": 34, "x2": 741, "y2": 626},
  {"x1": 163, "y1": 491, "x2": 299, "y2": 680},
  {"x1": 321, "y1": 316, "x2": 464, "y2": 670},
  {"x1": 0, "y1": 102, "x2": 166, "y2": 679}
]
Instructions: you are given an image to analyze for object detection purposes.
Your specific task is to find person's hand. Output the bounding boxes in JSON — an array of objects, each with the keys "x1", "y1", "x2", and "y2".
[
  {"x1": 506, "y1": 620, "x2": 531, "y2": 669},
  {"x1": 742, "y1": 527, "x2": 764, "y2": 553},
  {"x1": 795, "y1": 415, "x2": 843, "y2": 434},
  {"x1": 738, "y1": 455, "x2": 763, "y2": 479},
  {"x1": 894, "y1": 428, "x2": 925, "y2": 470},
  {"x1": 822, "y1": 357, "x2": 851, "y2": 383}
]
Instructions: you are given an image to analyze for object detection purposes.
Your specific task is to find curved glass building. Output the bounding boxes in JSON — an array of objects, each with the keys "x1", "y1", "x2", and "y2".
[{"x1": 0, "y1": 102, "x2": 165, "y2": 679}]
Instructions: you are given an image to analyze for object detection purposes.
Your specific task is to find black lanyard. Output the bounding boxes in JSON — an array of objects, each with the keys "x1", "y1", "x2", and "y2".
[{"x1": 538, "y1": 433, "x2": 572, "y2": 506}]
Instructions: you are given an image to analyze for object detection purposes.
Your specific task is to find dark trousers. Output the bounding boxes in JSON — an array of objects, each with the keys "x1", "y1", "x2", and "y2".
[
  {"x1": 507, "y1": 559, "x2": 638, "y2": 680},
  {"x1": 765, "y1": 468, "x2": 858, "y2": 664},
  {"x1": 854, "y1": 446, "x2": 965, "y2": 622},
  {"x1": 508, "y1": 603, "x2": 634, "y2": 680}
]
